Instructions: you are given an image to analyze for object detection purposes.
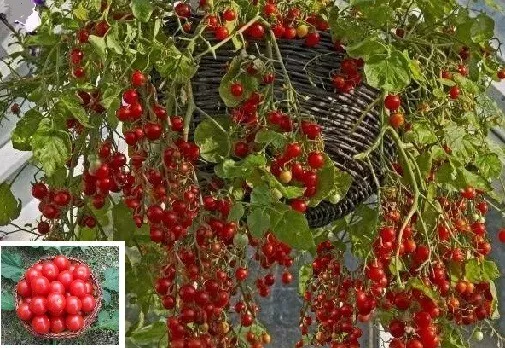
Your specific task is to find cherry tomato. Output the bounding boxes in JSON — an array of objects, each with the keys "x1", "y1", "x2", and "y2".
[
  {"x1": 214, "y1": 26, "x2": 229, "y2": 41},
  {"x1": 73, "y1": 264, "x2": 91, "y2": 282},
  {"x1": 47, "y1": 293, "x2": 66, "y2": 314},
  {"x1": 69, "y1": 279, "x2": 87, "y2": 298},
  {"x1": 131, "y1": 70, "x2": 146, "y2": 87},
  {"x1": 50, "y1": 316, "x2": 66, "y2": 333},
  {"x1": 16, "y1": 302, "x2": 33, "y2": 321},
  {"x1": 81, "y1": 294, "x2": 97, "y2": 313},
  {"x1": 307, "y1": 152, "x2": 325, "y2": 169},
  {"x1": 66, "y1": 314, "x2": 84, "y2": 332},
  {"x1": 42, "y1": 262, "x2": 59, "y2": 281},
  {"x1": 25, "y1": 268, "x2": 42, "y2": 282},
  {"x1": 66, "y1": 296, "x2": 82, "y2": 315},
  {"x1": 17, "y1": 279, "x2": 31, "y2": 297},
  {"x1": 31, "y1": 276, "x2": 50, "y2": 296},
  {"x1": 49, "y1": 281, "x2": 65, "y2": 294},
  {"x1": 29, "y1": 296, "x2": 47, "y2": 315},
  {"x1": 57, "y1": 270, "x2": 74, "y2": 290},
  {"x1": 53, "y1": 255, "x2": 70, "y2": 271},
  {"x1": 32, "y1": 315, "x2": 50, "y2": 334}
]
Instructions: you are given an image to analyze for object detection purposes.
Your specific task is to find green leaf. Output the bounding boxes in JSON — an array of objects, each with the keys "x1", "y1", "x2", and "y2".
[
  {"x1": 89, "y1": 35, "x2": 107, "y2": 59},
  {"x1": 30, "y1": 119, "x2": 71, "y2": 177},
  {"x1": 363, "y1": 47, "x2": 411, "y2": 92},
  {"x1": 269, "y1": 204, "x2": 315, "y2": 253},
  {"x1": 465, "y1": 259, "x2": 500, "y2": 282},
  {"x1": 73, "y1": 3, "x2": 89, "y2": 20},
  {"x1": 470, "y1": 13, "x2": 495, "y2": 44},
  {"x1": 79, "y1": 227, "x2": 98, "y2": 241},
  {"x1": 130, "y1": 322, "x2": 166, "y2": 344},
  {"x1": 298, "y1": 265, "x2": 313, "y2": 297},
  {"x1": 407, "y1": 278, "x2": 440, "y2": 301},
  {"x1": 194, "y1": 117, "x2": 231, "y2": 163},
  {"x1": 348, "y1": 204, "x2": 379, "y2": 259},
  {"x1": 247, "y1": 208, "x2": 271, "y2": 238},
  {"x1": 25, "y1": 30, "x2": 59, "y2": 46},
  {"x1": 219, "y1": 56, "x2": 259, "y2": 107},
  {"x1": 250, "y1": 186, "x2": 273, "y2": 206},
  {"x1": 475, "y1": 153, "x2": 502, "y2": 179},
  {"x1": 228, "y1": 202, "x2": 244, "y2": 222},
  {"x1": 58, "y1": 95, "x2": 90, "y2": 127},
  {"x1": 254, "y1": 129, "x2": 287, "y2": 149},
  {"x1": 97, "y1": 309, "x2": 119, "y2": 331},
  {"x1": 405, "y1": 121, "x2": 437, "y2": 144},
  {"x1": 102, "y1": 289, "x2": 112, "y2": 304},
  {"x1": 1, "y1": 291, "x2": 15, "y2": 310},
  {"x1": 0, "y1": 184, "x2": 21, "y2": 226},
  {"x1": 416, "y1": 151, "x2": 433, "y2": 181},
  {"x1": 112, "y1": 201, "x2": 135, "y2": 243},
  {"x1": 154, "y1": 42, "x2": 197, "y2": 84},
  {"x1": 130, "y1": 0, "x2": 154, "y2": 22},
  {"x1": 11, "y1": 109, "x2": 44, "y2": 151},
  {"x1": 103, "y1": 267, "x2": 119, "y2": 292},
  {"x1": 215, "y1": 155, "x2": 267, "y2": 179},
  {"x1": 1, "y1": 251, "x2": 23, "y2": 281},
  {"x1": 346, "y1": 37, "x2": 388, "y2": 60}
]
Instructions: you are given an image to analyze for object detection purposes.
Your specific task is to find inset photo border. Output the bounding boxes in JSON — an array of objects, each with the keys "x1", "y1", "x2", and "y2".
[{"x1": 0, "y1": 241, "x2": 125, "y2": 347}]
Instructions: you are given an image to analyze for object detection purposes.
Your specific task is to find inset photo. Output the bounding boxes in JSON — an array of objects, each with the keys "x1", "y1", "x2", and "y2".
[{"x1": 0, "y1": 242, "x2": 124, "y2": 347}]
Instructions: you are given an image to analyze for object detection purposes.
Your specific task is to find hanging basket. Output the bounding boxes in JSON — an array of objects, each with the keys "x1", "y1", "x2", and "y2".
[
  {"x1": 15, "y1": 256, "x2": 103, "y2": 339},
  {"x1": 165, "y1": 18, "x2": 393, "y2": 228}
]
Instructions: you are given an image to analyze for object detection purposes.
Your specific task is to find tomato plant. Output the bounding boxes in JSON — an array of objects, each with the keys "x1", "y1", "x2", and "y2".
[{"x1": 0, "y1": 0, "x2": 505, "y2": 347}]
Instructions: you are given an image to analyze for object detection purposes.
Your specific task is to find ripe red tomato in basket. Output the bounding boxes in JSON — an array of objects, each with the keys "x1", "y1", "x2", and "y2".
[{"x1": 15, "y1": 256, "x2": 101, "y2": 337}]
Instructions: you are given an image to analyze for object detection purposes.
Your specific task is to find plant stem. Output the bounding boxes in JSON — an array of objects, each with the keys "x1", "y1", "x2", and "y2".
[
  {"x1": 388, "y1": 127, "x2": 420, "y2": 287},
  {"x1": 195, "y1": 15, "x2": 261, "y2": 59}
]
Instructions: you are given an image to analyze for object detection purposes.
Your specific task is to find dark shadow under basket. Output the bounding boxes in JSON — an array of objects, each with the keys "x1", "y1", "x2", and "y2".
[
  {"x1": 166, "y1": 19, "x2": 393, "y2": 228},
  {"x1": 15, "y1": 256, "x2": 102, "y2": 339}
]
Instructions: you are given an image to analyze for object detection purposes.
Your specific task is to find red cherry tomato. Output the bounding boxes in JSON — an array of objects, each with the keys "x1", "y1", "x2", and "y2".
[
  {"x1": 29, "y1": 296, "x2": 47, "y2": 315},
  {"x1": 25, "y1": 268, "x2": 42, "y2": 282},
  {"x1": 53, "y1": 255, "x2": 70, "y2": 271},
  {"x1": 73, "y1": 264, "x2": 91, "y2": 282},
  {"x1": 81, "y1": 294, "x2": 97, "y2": 313},
  {"x1": 69, "y1": 279, "x2": 87, "y2": 298},
  {"x1": 66, "y1": 296, "x2": 82, "y2": 315},
  {"x1": 66, "y1": 314, "x2": 84, "y2": 332},
  {"x1": 49, "y1": 281, "x2": 65, "y2": 294},
  {"x1": 17, "y1": 279, "x2": 31, "y2": 297},
  {"x1": 16, "y1": 302, "x2": 33, "y2": 321},
  {"x1": 42, "y1": 262, "x2": 60, "y2": 281},
  {"x1": 31, "y1": 276, "x2": 50, "y2": 296},
  {"x1": 47, "y1": 293, "x2": 67, "y2": 314},
  {"x1": 57, "y1": 270, "x2": 74, "y2": 290},
  {"x1": 32, "y1": 315, "x2": 50, "y2": 334},
  {"x1": 50, "y1": 316, "x2": 66, "y2": 333}
]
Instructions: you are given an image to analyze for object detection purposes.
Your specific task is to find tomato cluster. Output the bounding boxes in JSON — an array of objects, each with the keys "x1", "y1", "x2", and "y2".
[{"x1": 16, "y1": 256, "x2": 98, "y2": 336}]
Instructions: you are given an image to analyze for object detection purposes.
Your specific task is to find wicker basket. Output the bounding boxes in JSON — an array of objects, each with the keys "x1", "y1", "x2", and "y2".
[
  {"x1": 15, "y1": 256, "x2": 103, "y2": 339},
  {"x1": 165, "y1": 18, "x2": 393, "y2": 228}
]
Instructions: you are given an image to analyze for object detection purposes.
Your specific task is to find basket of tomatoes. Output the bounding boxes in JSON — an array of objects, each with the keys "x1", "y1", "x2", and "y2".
[
  {"x1": 162, "y1": 14, "x2": 394, "y2": 228},
  {"x1": 14, "y1": 255, "x2": 102, "y2": 338}
]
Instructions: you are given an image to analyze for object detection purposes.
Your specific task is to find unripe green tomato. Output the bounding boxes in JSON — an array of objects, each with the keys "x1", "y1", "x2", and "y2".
[
  {"x1": 232, "y1": 188, "x2": 244, "y2": 201},
  {"x1": 233, "y1": 233, "x2": 249, "y2": 248},
  {"x1": 473, "y1": 331, "x2": 484, "y2": 341},
  {"x1": 271, "y1": 188, "x2": 283, "y2": 200}
]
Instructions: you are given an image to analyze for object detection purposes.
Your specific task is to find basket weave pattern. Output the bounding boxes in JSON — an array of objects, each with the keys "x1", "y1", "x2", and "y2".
[
  {"x1": 15, "y1": 256, "x2": 102, "y2": 339},
  {"x1": 167, "y1": 20, "x2": 392, "y2": 228}
]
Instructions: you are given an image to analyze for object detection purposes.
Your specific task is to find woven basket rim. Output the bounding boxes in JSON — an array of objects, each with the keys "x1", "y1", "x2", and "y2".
[{"x1": 15, "y1": 256, "x2": 103, "y2": 340}]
